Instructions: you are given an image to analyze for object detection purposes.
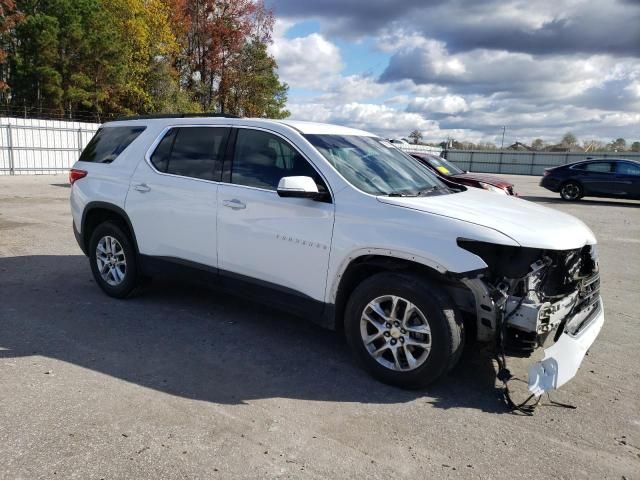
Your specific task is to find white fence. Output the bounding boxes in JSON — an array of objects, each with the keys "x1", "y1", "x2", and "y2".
[
  {"x1": 445, "y1": 149, "x2": 640, "y2": 176},
  {"x1": 0, "y1": 117, "x2": 100, "y2": 175},
  {"x1": 396, "y1": 144, "x2": 443, "y2": 155}
]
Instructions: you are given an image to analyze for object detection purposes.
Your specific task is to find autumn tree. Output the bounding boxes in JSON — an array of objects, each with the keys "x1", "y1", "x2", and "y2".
[
  {"x1": 2, "y1": 0, "x2": 288, "y2": 119},
  {"x1": 177, "y1": 0, "x2": 285, "y2": 115},
  {"x1": 147, "y1": 59, "x2": 201, "y2": 113},
  {"x1": 100, "y1": 0, "x2": 181, "y2": 114},
  {"x1": 227, "y1": 41, "x2": 288, "y2": 117},
  {"x1": 0, "y1": 0, "x2": 21, "y2": 93},
  {"x1": 8, "y1": 0, "x2": 189, "y2": 117}
]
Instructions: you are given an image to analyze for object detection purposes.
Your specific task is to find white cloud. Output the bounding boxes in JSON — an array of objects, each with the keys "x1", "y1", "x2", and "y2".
[
  {"x1": 317, "y1": 75, "x2": 388, "y2": 103},
  {"x1": 270, "y1": 24, "x2": 343, "y2": 89},
  {"x1": 288, "y1": 101, "x2": 455, "y2": 140},
  {"x1": 273, "y1": 0, "x2": 640, "y2": 57},
  {"x1": 270, "y1": 7, "x2": 640, "y2": 145},
  {"x1": 381, "y1": 42, "x2": 631, "y2": 101},
  {"x1": 407, "y1": 95, "x2": 469, "y2": 115}
]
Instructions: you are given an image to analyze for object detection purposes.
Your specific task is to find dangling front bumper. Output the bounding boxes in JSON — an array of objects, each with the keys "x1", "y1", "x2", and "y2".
[{"x1": 527, "y1": 298, "x2": 604, "y2": 395}]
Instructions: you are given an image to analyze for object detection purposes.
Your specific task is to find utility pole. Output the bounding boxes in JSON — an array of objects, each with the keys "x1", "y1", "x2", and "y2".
[{"x1": 500, "y1": 126, "x2": 506, "y2": 149}]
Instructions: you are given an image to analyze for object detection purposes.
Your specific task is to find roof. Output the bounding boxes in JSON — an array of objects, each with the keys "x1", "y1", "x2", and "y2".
[
  {"x1": 543, "y1": 144, "x2": 585, "y2": 152},
  {"x1": 275, "y1": 120, "x2": 376, "y2": 136},
  {"x1": 507, "y1": 141, "x2": 534, "y2": 151},
  {"x1": 104, "y1": 115, "x2": 376, "y2": 137},
  {"x1": 580, "y1": 157, "x2": 640, "y2": 163},
  {"x1": 562, "y1": 157, "x2": 640, "y2": 168}
]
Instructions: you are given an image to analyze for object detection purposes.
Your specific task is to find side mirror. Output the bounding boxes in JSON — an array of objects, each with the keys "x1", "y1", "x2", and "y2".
[{"x1": 277, "y1": 176, "x2": 321, "y2": 199}]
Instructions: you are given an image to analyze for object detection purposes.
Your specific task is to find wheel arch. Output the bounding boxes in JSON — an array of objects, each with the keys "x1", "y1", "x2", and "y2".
[
  {"x1": 559, "y1": 178, "x2": 584, "y2": 199},
  {"x1": 81, "y1": 202, "x2": 139, "y2": 256},
  {"x1": 329, "y1": 251, "x2": 475, "y2": 335}
]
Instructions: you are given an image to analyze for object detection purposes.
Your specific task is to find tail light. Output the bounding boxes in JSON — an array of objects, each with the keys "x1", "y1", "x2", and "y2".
[
  {"x1": 69, "y1": 169, "x2": 87, "y2": 185},
  {"x1": 543, "y1": 169, "x2": 550, "y2": 176}
]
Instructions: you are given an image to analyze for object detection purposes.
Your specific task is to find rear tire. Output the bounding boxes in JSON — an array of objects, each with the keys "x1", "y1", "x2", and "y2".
[
  {"x1": 559, "y1": 181, "x2": 583, "y2": 201},
  {"x1": 88, "y1": 222, "x2": 139, "y2": 298},
  {"x1": 344, "y1": 272, "x2": 464, "y2": 389}
]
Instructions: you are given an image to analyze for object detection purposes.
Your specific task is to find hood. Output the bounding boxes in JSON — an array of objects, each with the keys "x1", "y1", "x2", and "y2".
[
  {"x1": 452, "y1": 172, "x2": 513, "y2": 188},
  {"x1": 377, "y1": 189, "x2": 596, "y2": 250}
]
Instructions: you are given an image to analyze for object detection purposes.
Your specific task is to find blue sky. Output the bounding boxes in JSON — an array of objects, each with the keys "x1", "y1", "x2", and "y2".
[{"x1": 268, "y1": 0, "x2": 640, "y2": 146}]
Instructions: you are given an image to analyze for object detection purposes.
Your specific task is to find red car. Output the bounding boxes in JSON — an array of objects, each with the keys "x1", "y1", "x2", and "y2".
[{"x1": 410, "y1": 153, "x2": 516, "y2": 195}]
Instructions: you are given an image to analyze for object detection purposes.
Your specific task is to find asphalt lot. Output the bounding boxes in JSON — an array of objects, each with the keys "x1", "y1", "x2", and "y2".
[{"x1": 1, "y1": 174, "x2": 639, "y2": 479}]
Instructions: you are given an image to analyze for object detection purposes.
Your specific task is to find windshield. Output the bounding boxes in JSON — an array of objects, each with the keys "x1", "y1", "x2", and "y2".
[
  {"x1": 305, "y1": 134, "x2": 448, "y2": 196},
  {"x1": 425, "y1": 155, "x2": 464, "y2": 175}
]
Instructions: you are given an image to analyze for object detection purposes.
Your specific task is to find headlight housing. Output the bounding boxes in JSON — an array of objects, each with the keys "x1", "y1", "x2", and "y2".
[{"x1": 479, "y1": 182, "x2": 508, "y2": 194}]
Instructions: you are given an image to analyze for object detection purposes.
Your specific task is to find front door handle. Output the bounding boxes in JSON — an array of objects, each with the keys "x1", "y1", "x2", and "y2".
[
  {"x1": 223, "y1": 199, "x2": 246, "y2": 210},
  {"x1": 133, "y1": 183, "x2": 151, "y2": 193}
]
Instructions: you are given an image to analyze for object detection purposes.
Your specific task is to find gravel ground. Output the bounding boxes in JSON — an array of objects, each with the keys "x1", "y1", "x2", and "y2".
[{"x1": 1, "y1": 174, "x2": 639, "y2": 479}]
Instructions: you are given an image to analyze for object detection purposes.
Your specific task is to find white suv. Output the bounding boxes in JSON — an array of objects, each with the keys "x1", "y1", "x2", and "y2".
[{"x1": 70, "y1": 115, "x2": 603, "y2": 395}]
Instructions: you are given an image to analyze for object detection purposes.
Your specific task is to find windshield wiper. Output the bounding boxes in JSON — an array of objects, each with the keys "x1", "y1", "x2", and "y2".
[
  {"x1": 386, "y1": 191, "x2": 408, "y2": 197},
  {"x1": 386, "y1": 188, "x2": 446, "y2": 197},
  {"x1": 416, "y1": 186, "x2": 441, "y2": 196}
]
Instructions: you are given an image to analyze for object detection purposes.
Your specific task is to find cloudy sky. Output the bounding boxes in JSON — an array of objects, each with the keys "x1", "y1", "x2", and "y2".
[{"x1": 267, "y1": 0, "x2": 640, "y2": 145}]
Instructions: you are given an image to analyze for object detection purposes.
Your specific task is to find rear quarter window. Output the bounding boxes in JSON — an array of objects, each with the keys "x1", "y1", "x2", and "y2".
[
  {"x1": 149, "y1": 127, "x2": 230, "y2": 181},
  {"x1": 79, "y1": 126, "x2": 146, "y2": 163}
]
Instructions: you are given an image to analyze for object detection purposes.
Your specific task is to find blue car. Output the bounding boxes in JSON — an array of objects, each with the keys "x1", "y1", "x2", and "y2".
[{"x1": 540, "y1": 158, "x2": 640, "y2": 201}]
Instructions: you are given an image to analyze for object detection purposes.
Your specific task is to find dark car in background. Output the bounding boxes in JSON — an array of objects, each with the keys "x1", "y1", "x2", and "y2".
[
  {"x1": 541, "y1": 158, "x2": 640, "y2": 201},
  {"x1": 410, "y1": 153, "x2": 516, "y2": 195}
]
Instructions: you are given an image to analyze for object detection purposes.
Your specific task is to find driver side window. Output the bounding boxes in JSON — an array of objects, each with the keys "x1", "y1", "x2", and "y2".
[{"x1": 231, "y1": 129, "x2": 327, "y2": 192}]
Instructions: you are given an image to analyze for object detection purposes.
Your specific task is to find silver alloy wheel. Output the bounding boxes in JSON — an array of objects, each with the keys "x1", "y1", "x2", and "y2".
[
  {"x1": 561, "y1": 182, "x2": 580, "y2": 200},
  {"x1": 360, "y1": 295, "x2": 432, "y2": 371},
  {"x1": 96, "y1": 235, "x2": 127, "y2": 286}
]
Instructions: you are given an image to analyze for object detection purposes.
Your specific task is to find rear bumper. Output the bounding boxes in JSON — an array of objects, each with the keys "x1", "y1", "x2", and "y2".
[
  {"x1": 528, "y1": 298, "x2": 604, "y2": 395},
  {"x1": 539, "y1": 176, "x2": 560, "y2": 192},
  {"x1": 73, "y1": 221, "x2": 88, "y2": 256}
]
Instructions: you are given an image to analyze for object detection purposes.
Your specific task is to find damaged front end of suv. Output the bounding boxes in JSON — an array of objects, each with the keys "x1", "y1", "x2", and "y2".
[{"x1": 458, "y1": 239, "x2": 604, "y2": 397}]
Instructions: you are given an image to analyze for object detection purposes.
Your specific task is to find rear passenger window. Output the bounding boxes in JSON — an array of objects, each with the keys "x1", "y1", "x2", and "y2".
[
  {"x1": 150, "y1": 127, "x2": 229, "y2": 181},
  {"x1": 79, "y1": 127, "x2": 145, "y2": 163},
  {"x1": 231, "y1": 129, "x2": 325, "y2": 191},
  {"x1": 583, "y1": 162, "x2": 612, "y2": 173}
]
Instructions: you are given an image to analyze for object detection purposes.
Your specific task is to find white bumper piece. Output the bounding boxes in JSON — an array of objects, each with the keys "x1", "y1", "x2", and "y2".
[{"x1": 528, "y1": 299, "x2": 604, "y2": 396}]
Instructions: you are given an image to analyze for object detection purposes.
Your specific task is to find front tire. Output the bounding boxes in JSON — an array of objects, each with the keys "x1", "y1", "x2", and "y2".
[
  {"x1": 89, "y1": 222, "x2": 139, "y2": 298},
  {"x1": 559, "y1": 181, "x2": 583, "y2": 201},
  {"x1": 344, "y1": 272, "x2": 464, "y2": 389}
]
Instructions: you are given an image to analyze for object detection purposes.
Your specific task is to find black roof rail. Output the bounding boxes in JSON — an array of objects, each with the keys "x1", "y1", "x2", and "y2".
[{"x1": 113, "y1": 112, "x2": 241, "y2": 121}]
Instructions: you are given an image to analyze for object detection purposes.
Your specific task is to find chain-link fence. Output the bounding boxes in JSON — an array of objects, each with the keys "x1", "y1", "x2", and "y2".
[{"x1": 0, "y1": 117, "x2": 99, "y2": 175}]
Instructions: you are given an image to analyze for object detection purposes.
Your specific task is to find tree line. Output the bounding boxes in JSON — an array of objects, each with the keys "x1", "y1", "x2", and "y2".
[
  {"x1": 0, "y1": 0, "x2": 289, "y2": 121},
  {"x1": 538, "y1": 133, "x2": 640, "y2": 153},
  {"x1": 408, "y1": 129, "x2": 640, "y2": 152}
]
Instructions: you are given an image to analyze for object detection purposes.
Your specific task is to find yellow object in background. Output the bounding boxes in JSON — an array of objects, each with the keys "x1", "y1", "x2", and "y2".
[{"x1": 436, "y1": 166, "x2": 450, "y2": 174}]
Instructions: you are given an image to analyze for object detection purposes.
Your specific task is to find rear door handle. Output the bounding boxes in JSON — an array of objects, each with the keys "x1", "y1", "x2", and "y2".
[
  {"x1": 223, "y1": 199, "x2": 246, "y2": 210},
  {"x1": 133, "y1": 183, "x2": 151, "y2": 193}
]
